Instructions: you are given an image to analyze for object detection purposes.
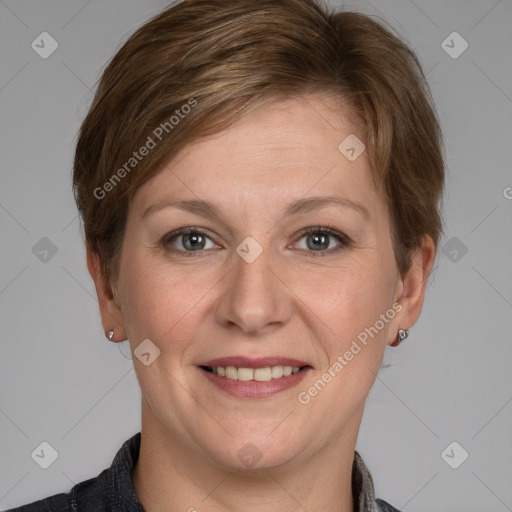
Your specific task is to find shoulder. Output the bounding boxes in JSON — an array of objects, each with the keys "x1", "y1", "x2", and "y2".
[
  {"x1": 5, "y1": 433, "x2": 143, "y2": 512},
  {"x1": 5, "y1": 468, "x2": 109, "y2": 512},
  {"x1": 7, "y1": 493, "x2": 72, "y2": 511}
]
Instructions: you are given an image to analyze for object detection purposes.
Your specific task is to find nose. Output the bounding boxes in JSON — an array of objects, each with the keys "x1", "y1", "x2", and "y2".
[{"x1": 214, "y1": 244, "x2": 293, "y2": 336}]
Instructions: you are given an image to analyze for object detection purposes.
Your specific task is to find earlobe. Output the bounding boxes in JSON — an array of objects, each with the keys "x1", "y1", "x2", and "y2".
[
  {"x1": 86, "y1": 245, "x2": 127, "y2": 342},
  {"x1": 390, "y1": 328, "x2": 409, "y2": 347}
]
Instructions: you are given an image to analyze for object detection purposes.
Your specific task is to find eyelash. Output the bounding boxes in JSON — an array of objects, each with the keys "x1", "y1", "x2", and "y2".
[{"x1": 160, "y1": 226, "x2": 351, "y2": 258}]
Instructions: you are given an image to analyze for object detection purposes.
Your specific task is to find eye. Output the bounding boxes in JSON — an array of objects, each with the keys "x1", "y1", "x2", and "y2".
[
  {"x1": 161, "y1": 228, "x2": 219, "y2": 255},
  {"x1": 293, "y1": 227, "x2": 350, "y2": 257}
]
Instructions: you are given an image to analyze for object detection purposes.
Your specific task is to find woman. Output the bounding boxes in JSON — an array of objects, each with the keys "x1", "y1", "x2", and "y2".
[{"x1": 9, "y1": 0, "x2": 444, "y2": 510}]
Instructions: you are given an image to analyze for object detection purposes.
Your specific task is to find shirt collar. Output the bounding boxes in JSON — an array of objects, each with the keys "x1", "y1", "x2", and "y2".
[
  {"x1": 352, "y1": 450, "x2": 385, "y2": 512},
  {"x1": 107, "y1": 432, "x2": 144, "y2": 511}
]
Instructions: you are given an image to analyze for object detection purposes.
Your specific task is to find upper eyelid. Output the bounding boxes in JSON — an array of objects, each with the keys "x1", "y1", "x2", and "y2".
[{"x1": 163, "y1": 227, "x2": 219, "y2": 243}]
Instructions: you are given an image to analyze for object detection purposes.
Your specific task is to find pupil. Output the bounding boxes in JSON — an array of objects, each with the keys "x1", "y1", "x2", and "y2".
[
  {"x1": 307, "y1": 233, "x2": 328, "y2": 250},
  {"x1": 184, "y1": 233, "x2": 204, "y2": 250}
]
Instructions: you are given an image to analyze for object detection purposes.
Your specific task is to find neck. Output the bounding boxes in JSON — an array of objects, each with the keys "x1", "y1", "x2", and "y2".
[{"x1": 133, "y1": 401, "x2": 362, "y2": 512}]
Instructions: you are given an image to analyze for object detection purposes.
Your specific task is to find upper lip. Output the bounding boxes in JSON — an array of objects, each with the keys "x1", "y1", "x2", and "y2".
[{"x1": 199, "y1": 356, "x2": 311, "y2": 369}]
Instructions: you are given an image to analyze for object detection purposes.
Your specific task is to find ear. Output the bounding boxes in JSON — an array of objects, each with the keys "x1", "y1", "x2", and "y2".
[
  {"x1": 86, "y1": 244, "x2": 127, "y2": 343},
  {"x1": 389, "y1": 234, "x2": 436, "y2": 345}
]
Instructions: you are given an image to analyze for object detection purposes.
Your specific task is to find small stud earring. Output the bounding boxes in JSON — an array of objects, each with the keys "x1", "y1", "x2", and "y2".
[
  {"x1": 107, "y1": 329, "x2": 114, "y2": 341},
  {"x1": 391, "y1": 328, "x2": 409, "y2": 347}
]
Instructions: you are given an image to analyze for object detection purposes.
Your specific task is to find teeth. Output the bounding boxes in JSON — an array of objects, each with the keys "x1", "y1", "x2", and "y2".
[
  {"x1": 238, "y1": 367, "x2": 254, "y2": 381},
  {"x1": 271, "y1": 366, "x2": 284, "y2": 378},
  {"x1": 254, "y1": 367, "x2": 272, "y2": 381},
  {"x1": 226, "y1": 366, "x2": 238, "y2": 379},
  {"x1": 208, "y1": 365, "x2": 301, "y2": 381}
]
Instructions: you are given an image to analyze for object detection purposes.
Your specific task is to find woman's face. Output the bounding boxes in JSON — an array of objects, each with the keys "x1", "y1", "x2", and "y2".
[{"x1": 108, "y1": 95, "x2": 415, "y2": 470}]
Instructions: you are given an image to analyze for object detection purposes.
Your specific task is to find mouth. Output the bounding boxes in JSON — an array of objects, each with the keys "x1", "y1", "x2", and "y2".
[{"x1": 198, "y1": 357, "x2": 312, "y2": 398}]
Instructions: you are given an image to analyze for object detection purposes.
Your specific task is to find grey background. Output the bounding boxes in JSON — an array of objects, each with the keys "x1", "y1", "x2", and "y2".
[{"x1": 0, "y1": 1, "x2": 511, "y2": 511}]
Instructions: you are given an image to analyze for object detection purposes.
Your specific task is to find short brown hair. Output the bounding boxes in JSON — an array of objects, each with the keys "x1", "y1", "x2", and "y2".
[{"x1": 73, "y1": 0, "x2": 445, "y2": 286}]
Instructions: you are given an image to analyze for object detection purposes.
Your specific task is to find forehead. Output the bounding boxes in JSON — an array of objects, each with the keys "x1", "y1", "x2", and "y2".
[{"x1": 131, "y1": 94, "x2": 383, "y2": 222}]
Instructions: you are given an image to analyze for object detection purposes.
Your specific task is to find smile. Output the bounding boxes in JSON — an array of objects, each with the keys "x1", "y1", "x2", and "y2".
[
  {"x1": 198, "y1": 357, "x2": 311, "y2": 398},
  {"x1": 202, "y1": 365, "x2": 301, "y2": 381}
]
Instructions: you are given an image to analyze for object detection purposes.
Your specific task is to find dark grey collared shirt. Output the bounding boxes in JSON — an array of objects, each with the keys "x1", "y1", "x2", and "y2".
[{"x1": 7, "y1": 432, "x2": 401, "y2": 511}]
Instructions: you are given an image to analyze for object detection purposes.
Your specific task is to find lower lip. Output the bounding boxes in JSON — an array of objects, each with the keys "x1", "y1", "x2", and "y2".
[{"x1": 199, "y1": 367, "x2": 311, "y2": 399}]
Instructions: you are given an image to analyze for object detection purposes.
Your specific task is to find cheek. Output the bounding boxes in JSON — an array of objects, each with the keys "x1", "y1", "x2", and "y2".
[
  {"x1": 118, "y1": 243, "x2": 216, "y2": 347},
  {"x1": 117, "y1": 242, "x2": 175, "y2": 340},
  {"x1": 300, "y1": 254, "x2": 394, "y2": 350},
  {"x1": 293, "y1": 258, "x2": 394, "y2": 418}
]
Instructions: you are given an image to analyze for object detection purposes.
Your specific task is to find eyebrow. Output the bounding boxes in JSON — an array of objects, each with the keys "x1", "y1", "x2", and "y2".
[{"x1": 142, "y1": 195, "x2": 370, "y2": 222}]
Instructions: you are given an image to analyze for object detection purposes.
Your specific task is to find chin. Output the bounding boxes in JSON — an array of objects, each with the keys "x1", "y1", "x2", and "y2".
[{"x1": 202, "y1": 426, "x2": 308, "y2": 473}]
